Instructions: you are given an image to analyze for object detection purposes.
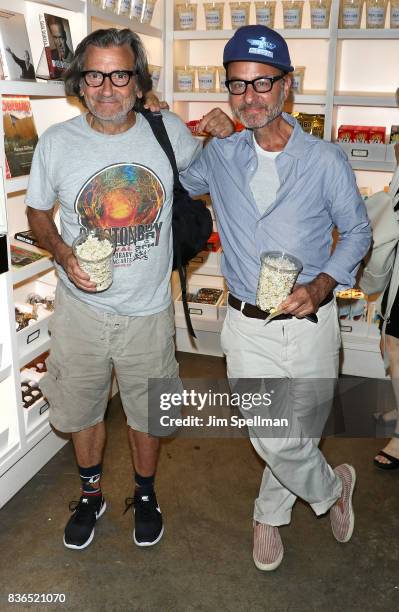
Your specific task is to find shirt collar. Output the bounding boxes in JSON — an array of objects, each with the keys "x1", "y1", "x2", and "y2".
[{"x1": 243, "y1": 112, "x2": 309, "y2": 160}]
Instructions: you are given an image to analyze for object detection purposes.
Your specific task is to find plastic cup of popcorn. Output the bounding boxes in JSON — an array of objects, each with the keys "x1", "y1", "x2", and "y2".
[
  {"x1": 72, "y1": 229, "x2": 115, "y2": 292},
  {"x1": 256, "y1": 251, "x2": 303, "y2": 312}
]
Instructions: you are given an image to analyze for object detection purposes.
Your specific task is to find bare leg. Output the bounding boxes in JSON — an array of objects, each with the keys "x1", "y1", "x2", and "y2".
[
  {"x1": 375, "y1": 334, "x2": 399, "y2": 464},
  {"x1": 72, "y1": 421, "x2": 106, "y2": 468},
  {"x1": 127, "y1": 427, "x2": 160, "y2": 477}
]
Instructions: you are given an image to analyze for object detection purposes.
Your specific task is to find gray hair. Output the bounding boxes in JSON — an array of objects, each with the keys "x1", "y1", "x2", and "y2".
[{"x1": 63, "y1": 28, "x2": 152, "y2": 111}]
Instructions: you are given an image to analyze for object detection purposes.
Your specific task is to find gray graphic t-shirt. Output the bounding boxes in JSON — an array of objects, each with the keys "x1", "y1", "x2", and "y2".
[{"x1": 26, "y1": 111, "x2": 201, "y2": 316}]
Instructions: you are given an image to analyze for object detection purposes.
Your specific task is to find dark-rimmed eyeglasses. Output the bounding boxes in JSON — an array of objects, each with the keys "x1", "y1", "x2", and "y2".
[
  {"x1": 225, "y1": 74, "x2": 285, "y2": 95},
  {"x1": 81, "y1": 70, "x2": 137, "y2": 88}
]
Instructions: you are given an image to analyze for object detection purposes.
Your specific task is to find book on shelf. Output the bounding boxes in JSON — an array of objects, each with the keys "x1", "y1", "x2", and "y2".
[
  {"x1": 10, "y1": 244, "x2": 45, "y2": 268},
  {"x1": 36, "y1": 13, "x2": 74, "y2": 81},
  {"x1": 0, "y1": 10, "x2": 35, "y2": 81},
  {"x1": 3, "y1": 96, "x2": 38, "y2": 178},
  {"x1": 14, "y1": 229, "x2": 41, "y2": 248}
]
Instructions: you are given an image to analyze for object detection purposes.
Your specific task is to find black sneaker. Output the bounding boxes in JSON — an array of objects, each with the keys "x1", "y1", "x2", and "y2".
[
  {"x1": 124, "y1": 492, "x2": 163, "y2": 547},
  {"x1": 63, "y1": 495, "x2": 106, "y2": 550}
]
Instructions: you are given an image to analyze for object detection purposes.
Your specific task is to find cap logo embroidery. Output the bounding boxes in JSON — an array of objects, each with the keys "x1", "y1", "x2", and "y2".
[{"x1": 247, "y1": 37, "x2": 276, "y2": 58}]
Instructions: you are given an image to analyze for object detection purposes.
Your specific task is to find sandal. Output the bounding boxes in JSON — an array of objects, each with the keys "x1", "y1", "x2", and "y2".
[{"x1": 374, "y1": 449, "x2": 399, "y2": 470}]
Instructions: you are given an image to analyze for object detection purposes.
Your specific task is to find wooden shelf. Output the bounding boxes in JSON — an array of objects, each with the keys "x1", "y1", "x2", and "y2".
[
  {"x1": 334, "y1": 92, "x2": 398, "y2": 107},
  {"x1": 88, "y1": 5, "x2": 162, "y2": 38},
  {"x1": 350, "y1": 160, "x2": 397, "y2": 172},
  {"x1": 11, "y1": 239, "x2": 54, "y2": 285},
  {"x1": 174, "y1": 92, "x2": 227, "y2": 102},
  {"x1": 173, "y1": 28, "x2": 330, "y2": 40},
  {"x1": 18, "y1": 334, "x2": 51, "y2": 369},
  {"x1": 6, "y1": 176, "x2": 29, "y2": 195},
  {"x1": 0, "y1": 81, "x2": 65, "y2": 97},
  {"x1": 0, "y1": 364, "x2": 12, "y2": 385},
  {"x1": 174, "y1": 91, "x2": 327, "y2": 105},
  {"x1": 29, "y1": 0, "x2": 85, "y2": 11},
  {"x1": 337, "y1": 28, "x2": 399, "y2": 39}
]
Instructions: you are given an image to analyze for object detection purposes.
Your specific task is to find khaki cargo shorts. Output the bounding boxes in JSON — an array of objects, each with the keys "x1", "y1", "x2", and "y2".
[{"x1": 40, "y1": 282, "x2": 179, "y2": 433}]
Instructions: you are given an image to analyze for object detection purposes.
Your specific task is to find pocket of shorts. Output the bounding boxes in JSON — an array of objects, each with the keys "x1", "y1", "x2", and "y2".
[{"x1": 39, "y1": 360, "x2": 62, "y2": 408}]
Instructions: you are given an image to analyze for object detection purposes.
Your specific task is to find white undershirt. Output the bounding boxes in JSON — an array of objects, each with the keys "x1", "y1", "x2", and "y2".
[{"x1": 250, "y1": 135, "x2": 281, "y2": 216}]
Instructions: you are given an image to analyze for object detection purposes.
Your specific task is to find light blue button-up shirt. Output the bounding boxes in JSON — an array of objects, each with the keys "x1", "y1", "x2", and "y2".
[{"x1": 181, "y1": 113, "x2": 371, "y2": 305}]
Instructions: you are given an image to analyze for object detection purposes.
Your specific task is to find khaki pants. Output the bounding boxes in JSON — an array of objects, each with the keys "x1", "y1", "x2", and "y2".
[
  {"x1": 40, "y1": 282, "x2": 178, "y2": 433},
  {"x1": 220, "y1": 298, "x2": 343, "y2": 525}
]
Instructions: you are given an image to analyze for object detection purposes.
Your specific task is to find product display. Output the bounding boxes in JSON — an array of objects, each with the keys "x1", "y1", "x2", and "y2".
[
  {"x1": 337, "y1": 124, "x2": 386, "y2": 143},
  {"x1": 36, "y1": 13, "x2": 74, "y2": 80},
  {"x1": 14, "y1": 229, "x2": 41, "y2": 248},
  {"x1": 0, "y1": 10, "x2": 35, "y2": 81},
  {"x1": 292, "y1": 112, "x2": 325, "y2": 139},
  {"x1": 206, "y1": 232, "x2": 221, "y2": 252},
  {"x1": 391, "y1": 0, "x2": 399, "y2": 26},
  {"x1": 20, "y1": 375, "x2": 43, "y2": 408},
  {"x1": 365, "y1": 0, "x2": 387, "y2": 27},
  {"x1": 340, "y1": 0, "x2": 364, "y2": 28},
  {"x1": 203, "y1": 2, "x2": 225, "y2": 29},
  {"x1": 255, "y1": 1, "x2": 276, "y2": 26},
  {"x1": 118, "y1": 0, "x2": 132, "y2": 15},
  {"x1": 15, "y1": 304, "x2": 38, "y2": 332},
  {"x1": 291, "y1": 66, "x2": 305, "y2": 93},
  {"x1": 102, "y1": 0, "x2": 118, "y2": 11},
  {"x1": 198, "y1": 66, "x2": 217, "y2": 92},
  {"x1": 310, "y1": 0, "x2": 331, "y2": 27},
  {"x1": 24, "y1": 351, "x2": 49, "y2": 374},
  {"x1": 187, "y1": 287, "x2": 223, "y2": 305},
  {"x1": 256, "y1": 252, "x2": 302, "y2": 312},
  {"x1": 130, "y1": 0, "x2": 144, "y2": 20},
  {"x1": 176, "y1": 65, "x2": 196, "y2": 91},
  {"x1": 141, "y1": 0, "x2": 158, "y2": 23},
  {"x1": 175, "y1": 2, "x2": 198, "y2": 29},
  {"x1": 149, "y1": 64, "x2": 161, "y2": 91},
  {"x1": 218, "y1": 66, "x2": 228, "y2": 92},
  {"x1": 282, "y1": 0, "x2": 304, "y2": 28},
  {"x1": 230, "y1": 2, "x2": 251, "y2": 29},
  {"x1": 390, "y1": 125, "x2": 399, "y2": 143},
  {"x1": 10, "y1": 244, "x2": 45, "y2": 268},
  {"x1": 3, "y1": 96, "x2": 38, "y2": 178},
  {"x1": 73, "y1": 230, "x2": 115, "y2": 292}
]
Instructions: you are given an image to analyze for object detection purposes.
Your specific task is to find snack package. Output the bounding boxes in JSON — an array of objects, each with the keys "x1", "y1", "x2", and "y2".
[
  {"x1": 206, "y1": 232, "x2": 221, "y2": 252},
  {"x1": 390, "y1": 125, "x2": 399, "y2": 144},
  {"x1": 292, "y1": 112, "x2": 325, "y2": 139},
  {"x1": 352, "y1": 126, "x2": 370, "y2": 143},
  {"x1": 368, "y1": 126, "x2": 386, "y2": 144},
  {"x1": 337, "y1": 125, "x2": 355, "y2": 143}
]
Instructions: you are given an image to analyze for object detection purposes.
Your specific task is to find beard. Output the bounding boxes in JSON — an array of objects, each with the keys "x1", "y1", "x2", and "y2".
[
  {"x1": 84, "y1": 94, "x2": 136, "y2": 124},
  {"x1": 232, "y1": 85, "x2": 286, "y2": 129}
]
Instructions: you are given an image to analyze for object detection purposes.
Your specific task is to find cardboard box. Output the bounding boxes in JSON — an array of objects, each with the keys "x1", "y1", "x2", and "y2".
[
  {"x1": 189, "y1": 247, "x2": 222, "y2": 276},
  {"x1": 175, "y1": 275, "x2": 225, "y2": 321},
  {"x1": 338, "y1": 142, "x2": 387, "y2": 162},
  {"x1": 14, "y1": 278, "x2": 55, "y2": 355}
]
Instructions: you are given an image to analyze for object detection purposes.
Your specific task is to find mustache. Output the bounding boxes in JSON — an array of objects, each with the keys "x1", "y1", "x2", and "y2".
[{"x1": 238, "y1": 103, "x2": 267, "y2": 111}]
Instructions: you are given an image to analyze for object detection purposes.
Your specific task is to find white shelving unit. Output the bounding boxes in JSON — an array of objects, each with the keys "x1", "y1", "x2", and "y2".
[
  {"x1": 165, "y1": 0, "x2": 399, "y2": 372},
  {"x1": 0, "y1": 0, "x2": 165, "y2": 509}
]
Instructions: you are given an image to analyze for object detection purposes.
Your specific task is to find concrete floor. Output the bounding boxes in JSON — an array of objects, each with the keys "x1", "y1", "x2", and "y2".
[{"x1": 0, "y1": 353, "x2": 398, "y2": 612}]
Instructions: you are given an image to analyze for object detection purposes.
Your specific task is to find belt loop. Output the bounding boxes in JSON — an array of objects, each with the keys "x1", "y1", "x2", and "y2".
[{"x1": 240, "y1": 301, "x2": 245, "y2": 313}]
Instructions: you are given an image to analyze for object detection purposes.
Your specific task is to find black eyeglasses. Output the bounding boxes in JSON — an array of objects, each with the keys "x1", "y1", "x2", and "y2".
[
  {"x1": 225, "y1": 74, "x2": 285, "y2": 95},
  {"x1": 81, "y1": 70, "x2": 137, "y2": 87}
]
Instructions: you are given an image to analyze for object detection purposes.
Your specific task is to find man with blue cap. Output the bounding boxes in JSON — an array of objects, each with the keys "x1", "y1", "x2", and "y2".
[{"x1": 181, "y1": 25, "x2": 371, "y2": 571}]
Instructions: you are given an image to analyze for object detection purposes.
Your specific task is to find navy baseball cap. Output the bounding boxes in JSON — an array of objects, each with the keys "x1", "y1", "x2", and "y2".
[{"x1": 223, "y1": 25, "x2": 294, "y2": 73}]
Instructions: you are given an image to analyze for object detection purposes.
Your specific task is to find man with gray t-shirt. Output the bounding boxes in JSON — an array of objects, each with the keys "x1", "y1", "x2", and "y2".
[{"x1": 26, "y1": 28, "x2": 233, "y2": 551}]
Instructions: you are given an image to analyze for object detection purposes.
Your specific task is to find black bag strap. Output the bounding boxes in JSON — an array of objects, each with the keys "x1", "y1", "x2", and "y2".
[
  {"x1": 141, "y1": 110, "x2": 196, "y2": 338},
  {"x1": 141, "y1": 109, "x2": 180, "y2": 186}
]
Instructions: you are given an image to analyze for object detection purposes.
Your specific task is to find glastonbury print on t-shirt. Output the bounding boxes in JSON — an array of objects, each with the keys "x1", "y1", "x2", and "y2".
[{"x1": 75, "y1": 163, "x2": 165, "y2": 267}]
